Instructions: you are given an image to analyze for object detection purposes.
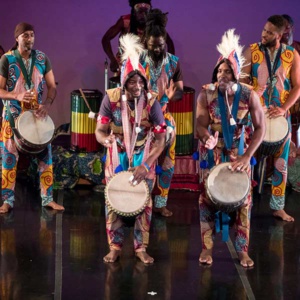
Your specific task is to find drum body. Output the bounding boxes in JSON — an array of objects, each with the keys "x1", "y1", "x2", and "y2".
[
  {"x1": 260, "y1": 116, "x2": 289, "y2": 156},
  {"x1": 168, "y1": 86, "x2": 195, "y2": 155},
  {"x1": 105, "y1": 171, "x2": 150, "y2": 216},
  {"x1": 71, "y1": 89, "x2": 103, "y2": 152},
  {"x1": 14, "y1": 110, "x2": 55, "y2": 154},
  {"x1": 206, "y1": 162, "x2": 250, "y2": 213},
  {"x1": 109, "y1": 76, "x2": 121, "y2": 89}
]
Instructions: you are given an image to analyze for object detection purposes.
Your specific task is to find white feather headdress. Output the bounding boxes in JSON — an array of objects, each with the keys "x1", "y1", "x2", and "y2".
[
  {"x1": 215, "y1": 29, "x2": 246, "y2": 80},
  {"x1": 119, "y1": 34, "x2": 146, "y2": 87}
]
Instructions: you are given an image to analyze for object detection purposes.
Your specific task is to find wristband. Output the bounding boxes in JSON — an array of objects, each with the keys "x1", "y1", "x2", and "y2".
[{"x1": 142, "y1": 162, "x2": 151, "y2": 172}]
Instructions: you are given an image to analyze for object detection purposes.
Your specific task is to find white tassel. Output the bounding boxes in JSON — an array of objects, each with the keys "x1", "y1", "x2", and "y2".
[
  {"x1": 208, "y1": 84, "x2": 216, "y2": 91},
  {"x1": 147, "y1": 92, "x2": 152, "y2": 100},
  {"x1": 167, "y1": 126, "x2": 173, "y2": 133},
  {"x1": 88, "y1": 111, "x2": 96, "y2": 119},
  {"x1": 232, "y1": 83, "x2": 238, "y2": 92},
  {"x1": 135, "y1": 127, "x2": 142, "y2": 134},
  {"x1": 122, "y1": 94, "x2": 127, "y2": 101},
  {"x1": 230, "y1": 116, "x2": 236, "y2": 126}
]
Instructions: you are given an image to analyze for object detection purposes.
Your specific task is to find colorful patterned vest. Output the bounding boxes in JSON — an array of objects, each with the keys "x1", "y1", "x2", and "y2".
[
  {"x1": 4, "y1": 49, "x2": 47, "y2": 119},
  {"x1": 139, "y1": 51, "x2": 179, "y2": 111},
  {"x1": 203, "y1": 83, "x2": 253, "y2": 150},
  {"x1": 106, "y1": 88, "x2": 157, "y2": 149},
  {"x1": 250, "y1": 42, "x2": 295, "y2": 108}
]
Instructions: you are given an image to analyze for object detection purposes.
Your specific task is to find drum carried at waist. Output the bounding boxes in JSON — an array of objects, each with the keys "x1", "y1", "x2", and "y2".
[
  {"x1": 105, "y1": 171, "x2": 150, "y2": 217},
  {"x1": 168, "y1": 86, "x2": 195, "y2": 155},
  {"x1": 259, "y1": 115, "x2": 289, "y2": 156},
  {"x1": 13, "y1": 110, "x2": 55, "y2": 154},
  {"x1": 206, "y1": 162, "x2": 250, "y2": 213}
]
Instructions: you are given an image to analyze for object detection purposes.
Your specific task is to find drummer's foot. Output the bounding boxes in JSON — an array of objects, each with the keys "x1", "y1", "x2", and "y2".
[
  {"x1": 273, "y1": 209, "x2": 294, "y2": 222},
  {"x1": 135, "y1": 251, "x2": 154, "y2": 264},
  {"x1": 0, "y1": 203, "x2": 12, "y2": 214},
  {"x1": 103, "y1": 250, "x2": 121, "y2": 263},
  {"x1": 153, "y1": 206, "x2": 173, "y2": 217},
  {"x1": 238, "y1": 252, "x2": 254, "y2": 268},
  {"x1": 45, "y1": 201, "x2": 65, "y2": 211},
  {"x1": 199, "y1": 249, "x2": 213, "y2": 265}
]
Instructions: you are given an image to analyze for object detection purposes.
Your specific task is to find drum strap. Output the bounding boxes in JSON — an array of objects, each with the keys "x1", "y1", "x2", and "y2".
[
  {"x1": 14, "y1": 49, "x2": 36, "y2": 90},
  {"x1": 263, "y1": 45, "x2": 282, "y2": 107},
  {"x1": 215, "y1": 211, "x2": 231, "y2": 242},
  {"x1": 218, "y1": 85, "x2": 241, "y2": 152}
]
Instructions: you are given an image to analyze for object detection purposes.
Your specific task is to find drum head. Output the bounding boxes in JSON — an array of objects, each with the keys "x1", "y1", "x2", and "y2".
[
  {"x1": 206, "y1": 162, "x2": 250, "y2": 207},
  {"x1": 17, "y1": 111, "x2": 55, "y2": 145},
  {"x1": 264, "y1": 116, "x2": 288, "y2": 143},
  {"x1": 105, "y1": 171, "x2": 149, "y2": 216}
]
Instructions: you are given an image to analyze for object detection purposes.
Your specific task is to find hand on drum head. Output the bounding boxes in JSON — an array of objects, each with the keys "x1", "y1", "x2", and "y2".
[
  {"x1": 230, "y1": 157, "x2": 251, "y2": 172},
  {"x1": 267, "y1": 105, "x2": 286, "y2": 118},
  {"x1": 128, "y1": 165, "x2": 148, "y2": 186},
  {"x1": 205, "y1": 131, "x2": 219, "y2": 150},
  {"x1": 34, "y1": 104, "x2": 49, "y2": 119}
]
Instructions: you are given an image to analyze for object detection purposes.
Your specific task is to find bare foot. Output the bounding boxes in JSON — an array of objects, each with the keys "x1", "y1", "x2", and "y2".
[
  {"x1": 0, "y1": 203, "x2": 12, "y2": 214},
  {"x1": 45, "y1": 201, "x2": 65, "y2": 211},
  {"x1": 103, "y1": 250, "x2": 121, "y2": 263},
  {"x1": 273, "y1": 209, "x2": 294, "y2": 222},
  {"x1": 238, "y1": 252, "x2": 254, "y2": 268},
  {"x1": 135, "y1": 251, "x2": 154, "y2": 264},
  {"x1": 199, "y1": 249, "x2": 213, "y2": 265},
  {"x1": 153, "y1": 206, "x2": 173, "y2": 217}
]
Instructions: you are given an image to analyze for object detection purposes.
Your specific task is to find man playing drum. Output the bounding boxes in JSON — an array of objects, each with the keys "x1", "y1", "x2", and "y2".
[
  {"x1": 241, "y1": 15, "x2": 300, "y2": 222},
  {"x1": 95, "y1": 34, "x2": 166, "y2": 264},
  {"x1": 196, "y1": 29, "x2": 265, "y2": 267},
  {"x1": 139, "y1": 9, "x2": 184, "y2": 217},
  {"x1": 0, "y1": 22, "x2": 64, "y2": 213}
]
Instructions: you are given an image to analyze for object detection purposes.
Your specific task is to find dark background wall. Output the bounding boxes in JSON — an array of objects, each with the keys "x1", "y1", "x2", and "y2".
[{"x1": 1, "y1": 0, "x2": 299, "y2": 126}]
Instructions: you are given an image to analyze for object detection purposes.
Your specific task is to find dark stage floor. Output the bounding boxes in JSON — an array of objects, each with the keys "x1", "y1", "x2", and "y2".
[{"x1": 0, "y1": 178, "x2": 300, "y2": 300}]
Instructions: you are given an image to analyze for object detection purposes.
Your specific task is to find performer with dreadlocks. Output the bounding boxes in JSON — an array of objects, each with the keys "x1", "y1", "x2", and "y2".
[
  {"x1": 241, "y1": 15, "x2": 300, "y2": 222},
  {"x1": 102, "y1": 0, "x2": 175, "y2": 73},
  {"x1": 196, "y1": 29, "x2": 265, "y2": 267},
  {"x1": 140, "y1": 8, "x2": 184, "y2": 217},
  {"x1": 95, "y1": 34, "x2": 166, "y2": 264}
]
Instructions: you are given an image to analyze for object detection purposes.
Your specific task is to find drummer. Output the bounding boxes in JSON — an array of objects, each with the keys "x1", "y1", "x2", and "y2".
[
  {"x1": 101, "y1": 0, "x2": 175, "y2": 73},
  {"x1": 140, "y1": 8, "x2": 184, "y2": 217},
  {"x1": 241, "y1": 15, "x2": 300, "y2": 222},
  {"x1": 0, "y1": 22, "x2": 64, "y2": 213},
  {"x1": 196, "y1": 29, "x2": 265, "y2": 267},
  {"x1": 95, "y1": 34, "x2": 166, "y2": 264}
]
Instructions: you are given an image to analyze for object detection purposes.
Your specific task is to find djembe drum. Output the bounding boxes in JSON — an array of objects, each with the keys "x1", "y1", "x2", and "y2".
[
  {"x1": 71, "y1": 89, "x2": 103, "y2": 152},
  {"x1": 206, "y1": 162, "x2": 250, "y2": 212},
  {"x1": 14, "y1": 110, "x2": 55, "y2": 154},
  {"x1": 105, "y1": 171, "x2": 150, "y2": 217},
  {"x1": 168, "y1": 86, "x2": 195, "y2": 155}
]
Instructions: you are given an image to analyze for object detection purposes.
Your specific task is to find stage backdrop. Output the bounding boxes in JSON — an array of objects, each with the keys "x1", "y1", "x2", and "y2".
[{"x1": 0, "y1": 0, "x2": 299, "y2": 127}]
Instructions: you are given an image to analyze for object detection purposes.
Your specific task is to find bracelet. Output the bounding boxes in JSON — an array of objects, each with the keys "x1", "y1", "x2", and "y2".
[
  {"x1": 44, "y1": 97, "x2": 54, "y2": 105},
  {"x1": 142, "y1": 162, "x2": 151, "y2": 172}
]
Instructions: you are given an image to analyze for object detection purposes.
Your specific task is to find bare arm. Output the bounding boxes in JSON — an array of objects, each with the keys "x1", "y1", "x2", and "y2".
[
  {"x1": 166, "y1": 79, "x2": 183, "y2": 101},
  {"x1": 243, "y1": 90, "x2": 266, "y2": 159},
  {"x1": 240, "y1": 46, "x2": 252, "y2": 84},
  {"x1": 195, "y1": 89, "x2": 211, "y2": 143},
  {"x1": 95, "y1": 122, "x2": 113, "y2": 146},
  {"x1": 101, "y1": 17, "x2": 124, "y2": 72}
]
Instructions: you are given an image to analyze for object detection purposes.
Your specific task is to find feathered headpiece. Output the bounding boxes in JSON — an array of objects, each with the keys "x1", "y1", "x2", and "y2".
[
  {"x1": 119, "y1": 33, "x2": 147, "y2": 89},
  {"x1": 212, "y1": 29, "x2": 246, "y2": 82}
]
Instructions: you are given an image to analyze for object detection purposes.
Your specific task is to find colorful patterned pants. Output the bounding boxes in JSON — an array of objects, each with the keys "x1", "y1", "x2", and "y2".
[
  {"x1": 1, "y1": 120, "x2": 53, "y2": 208},
  {"x1": 154, "y1": 112, "x2": 176, "y2": 208},
  {"x1": 199, "y1": 191, "x2": 252, "y2": 253},
  {"x1": 270, "y1": 132, "x2": 291, "y2": 210}
]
